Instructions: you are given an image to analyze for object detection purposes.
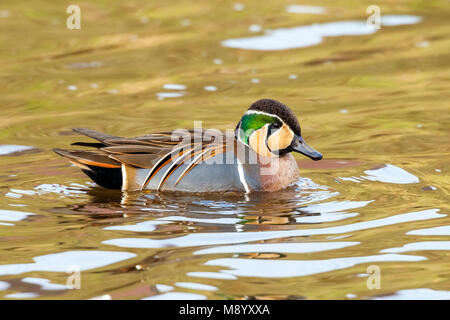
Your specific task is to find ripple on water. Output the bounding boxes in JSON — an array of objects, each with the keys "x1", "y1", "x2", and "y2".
[
  {"x1": 186, "y1": 272, "x2": 237, "y2": 280},
  {"x1": 35, "y1": 183, "x2": 90, "y2": 195},
  {"x1": 159, "y1": 216, "x2": 241, "y2": 225},
  {"x1": 103, "y1": 220, "x2": 170, "y2": 232},
  {"x1": 22, "y1": 277, "x2": 67, "y2": 291},
  {"x1": 5, "y1": 292, "x2": 39, "y2": 299},
  {"x1": 175, "y1": 282, "x2": 218, "y2": 291},
  {"x1": 248, "y1": 24, "x2": 262, "y2": 33},
  {"x1": 374, "y1": 288, "x2": 450, "y2": 300},
  {"x1": 204, "y1": 254, "x2": 425, "y2": 278},
  {"x1": 361, "y1": 164, "x2": 419, "y2": 184},
  {"x1": 157, "y1": 92, "x2": 185, "y2": 100},
  {"x1": 162, "y1": 84, "x2": 186, "y2": 90},
  {"x1": 7, "y1": 183, "x2": 90, "y2": 200},
  {"x1": 155, "y1": 284, "x2": 174, "y2": 292},
  {"x1": 0, "y1": 209, "x2": 35, "y2": 226},
  {"x1": 339, "y1": 164, "x2": 419, "y2": 184},
  {"x1": 102, "y1": 209, "x2": 444, "y2": 249},
  {"x1": 0, "y1": 281, "x2": 10, "y2": 291},
  {"x1": 407, "y1": 225, "x2": 450, "y2": 236},
  {"x1": 0, "y1": 251, "x2": 136, "y2": 276},
  {"x1": 380, "y1": 241, "x2": 450, "y2": 253},
  {"x1": 193, "y1": 242, "x2": 359, "y2": 255},
  {"x1": 204, "y1": 86, "x2": 217, "y2": 91},
  {"x1": 295, "y1": 212, "x2": 359, "y2": 223},
  {"x1": 66, "y1": 61, "x2": 103, "y2": 69},
  {"x1": 286, "y1": 5, "x2": 327, "y2": 14},
  {"x1": 222, "y1": 15, "x2": 422, "y2": 50},
  {"x1": 297, "y1": 199, "x2": 373, "y2": 223},
  {"x1": 142, "y1": 292, "x2": 207, "y2": 300},
  {"x1": 103, "y1": 215, "x2": 242, "y2": 232},
  {"x1": 5, "y1": 183, "x2": 90, "y2": 200},
  {"x1": 0, "y1": 145, "x2": 34, "y2": 156}
]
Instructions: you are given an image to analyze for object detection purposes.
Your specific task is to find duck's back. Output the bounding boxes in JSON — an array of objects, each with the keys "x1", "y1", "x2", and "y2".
[{"x1": 54, "y1": 128, "x2": 265, "y2": 193}]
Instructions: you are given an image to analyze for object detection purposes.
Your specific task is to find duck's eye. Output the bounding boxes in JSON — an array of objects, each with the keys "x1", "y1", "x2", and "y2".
[{"x1": 272, "y1": 122, "x2": 281, "y2": 129}]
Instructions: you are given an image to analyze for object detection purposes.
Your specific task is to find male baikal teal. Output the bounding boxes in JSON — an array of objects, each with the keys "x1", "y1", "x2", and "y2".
[{"x1": 54, "y1": 99, "x2": 322, "y2": 193}]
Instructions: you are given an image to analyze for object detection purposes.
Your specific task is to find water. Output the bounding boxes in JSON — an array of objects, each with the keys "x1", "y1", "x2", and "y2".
[
  {"x1": 286, "y1": 5, "x2": 327, "y2": 15},
  {"x1": 0, "y1": 1, "x2": 449, "y2": 300},
  {"x1": 0, "y1": 145, "x2": 34, "y2": 156},
  {"x1": 222, "y1": 15, "x2": 422, "y2": 50}
]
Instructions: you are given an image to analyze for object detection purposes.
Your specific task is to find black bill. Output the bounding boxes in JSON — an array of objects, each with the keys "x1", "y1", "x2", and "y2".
[{"x1": 290, "y1": 135, "x2": 323, "y2": 161}]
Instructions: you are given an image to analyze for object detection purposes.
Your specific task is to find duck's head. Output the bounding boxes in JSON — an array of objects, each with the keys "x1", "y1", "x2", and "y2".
[{"x1": 235, "y1": 99, "x2": 322, "y2": 160}]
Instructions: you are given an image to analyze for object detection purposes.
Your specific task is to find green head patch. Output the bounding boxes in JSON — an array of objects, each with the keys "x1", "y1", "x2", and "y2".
[{"x1": 238, "y1": 112, "x2": 281, "y2": 144}]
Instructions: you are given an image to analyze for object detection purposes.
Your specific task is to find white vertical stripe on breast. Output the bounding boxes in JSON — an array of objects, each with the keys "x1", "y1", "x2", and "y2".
[{"x1": 236, "y1": 158, "x2": 250, "y2": 193}]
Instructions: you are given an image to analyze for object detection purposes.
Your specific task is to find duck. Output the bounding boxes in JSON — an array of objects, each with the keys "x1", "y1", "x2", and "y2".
[{"x1": 54, "y1": 99, "x2": 322, "y2": 193}]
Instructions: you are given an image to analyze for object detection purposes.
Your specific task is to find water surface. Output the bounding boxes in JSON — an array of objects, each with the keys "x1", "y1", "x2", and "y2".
[{"x1": 0, "y1": 0, "x2": 449, "y2": 300}]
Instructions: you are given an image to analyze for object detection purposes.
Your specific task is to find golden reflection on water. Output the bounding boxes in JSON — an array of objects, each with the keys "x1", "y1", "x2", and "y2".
[{"x1": 0, "y1": 0, "x2": 449, "y2": 299}]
